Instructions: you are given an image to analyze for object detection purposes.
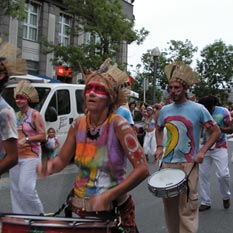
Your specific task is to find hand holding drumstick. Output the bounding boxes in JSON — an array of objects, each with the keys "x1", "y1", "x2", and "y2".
[
  {"x1": 154, "y1": 145, "x2": 163, "y2": 169},
  {"x1": 37, "y1": 150, "x2": 52, "y2": 178}
]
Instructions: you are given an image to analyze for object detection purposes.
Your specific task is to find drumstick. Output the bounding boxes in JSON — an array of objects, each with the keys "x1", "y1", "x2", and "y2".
[
  {"x1": 155, "y1": 158, "x2": 162, "y2": 171},
  {"x1": 42, "y1": 154, "x2": 48, "y2": 174},
  {"x1": 41, "y1": 148, "x2": 49, "y2": 174},
  {"x1": 154, "y1": 158, "x2": 159, "y2": 166}
]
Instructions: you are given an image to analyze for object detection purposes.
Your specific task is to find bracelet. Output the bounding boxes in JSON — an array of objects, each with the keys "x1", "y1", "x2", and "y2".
[{"x1": 157, "y1": 145, "x2": 163, "y2": 148}]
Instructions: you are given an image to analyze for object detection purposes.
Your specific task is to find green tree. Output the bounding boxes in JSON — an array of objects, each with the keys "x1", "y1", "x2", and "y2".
[
  {"x1": 0, "y1": 0, "x2": 26, "y2": 20},
  {"x1": 42, "y1": 0, "x2": 149, "y2": 72},
  {"x1": 195, "y1": 40, "x2": 233, "y2": 103},
  {"x1": 134, "y1": 39, "x2": 197, "y2": 104},
  {"x1": 164, "y1": 39, "x2": 198, "y2": 64},
  {"x1": 138, "y1": 50, "x2": 167, "y2": 104}
]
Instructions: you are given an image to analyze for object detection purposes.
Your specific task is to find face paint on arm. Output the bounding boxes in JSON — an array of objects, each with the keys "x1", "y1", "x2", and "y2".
[{"x1": 117, "y1": 119, "x2": 146, "y2": 164}]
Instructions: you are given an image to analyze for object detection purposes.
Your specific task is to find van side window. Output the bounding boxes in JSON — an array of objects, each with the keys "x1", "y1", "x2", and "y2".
[
  {"x1": 48, "y1": 90, "x2": 71, "y2": 115},
  {"x1": 75, "y1": 90, "x2": 84, "y2": 114},
  {"x1": 34, "y1": 87, "x2": 50, "y2": 111}
]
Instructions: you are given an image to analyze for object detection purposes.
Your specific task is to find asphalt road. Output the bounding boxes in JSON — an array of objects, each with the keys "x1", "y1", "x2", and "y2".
[{"x1": 1, "y1": 140, "x2": 233, "y2": 232}]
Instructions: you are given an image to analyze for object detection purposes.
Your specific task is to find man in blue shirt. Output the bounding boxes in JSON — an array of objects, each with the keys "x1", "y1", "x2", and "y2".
[{"x1": 155, "y1": 61, "x2": 221, "y2": 233}]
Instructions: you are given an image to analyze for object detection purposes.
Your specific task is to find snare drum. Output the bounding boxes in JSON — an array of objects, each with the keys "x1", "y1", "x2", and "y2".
[
  {"x1": 148, "y1": 168, "x2": 187, "y2": 198},
  {"x1": 0, "y1": 214, "x2": 116, "y2": 233}
]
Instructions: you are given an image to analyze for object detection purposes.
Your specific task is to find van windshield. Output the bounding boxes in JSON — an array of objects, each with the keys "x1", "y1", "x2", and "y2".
[{"x1": 2, "y1": 87, "x2": 51, "y2": 112}]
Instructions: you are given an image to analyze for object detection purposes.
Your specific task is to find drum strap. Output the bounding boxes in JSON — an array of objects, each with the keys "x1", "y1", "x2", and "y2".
[
  {"x1": 48, "y1": 189, "x2": 73, "y2": 217},
  {"x1": 186, "y1": 162, "x2": 196, "y2": 202},
  {"x1": 113, "y1": 200, "x2": 124, "y2": 233}
]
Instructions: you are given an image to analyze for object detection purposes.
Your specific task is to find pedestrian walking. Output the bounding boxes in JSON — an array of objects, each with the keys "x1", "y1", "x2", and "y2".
[
  {"x1": 198, "y1": 95, "x2": 232, "y2": 211},
  {"x1": 143, "y1": 106, "x2": 156, "y2": 162},
  {"x1": 9, "y1": 80, "x2": 46, "y2": 215}
]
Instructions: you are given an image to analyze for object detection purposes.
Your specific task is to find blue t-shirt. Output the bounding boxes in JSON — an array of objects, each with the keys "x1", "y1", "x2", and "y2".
[
  {"x1": 116, "y1": 106, "x2": 134, "y2": 125},
  {"x1": 157, "y1": 100, "x2": 215, "y2": 163}
]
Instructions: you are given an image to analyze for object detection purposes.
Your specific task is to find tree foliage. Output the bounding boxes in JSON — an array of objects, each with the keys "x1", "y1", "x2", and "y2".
[
  {"x1": 65, "y1": 0, "x2": 136, "y2": 43},
  {"x1": 0, "y1": 0, "x2": 26, "y2": 20},
  {"x1": 42, "y1": 0, "x2": 148, "y2": 71},
  {"x1": 195, "y1": 40, "x2": 233, "y2": 102},
  {"x1": 134, "y1": 39, "x2": 233, "y2": 105},
  {"x1": 164, "y1": 39, "x2": 198, "y2": 65},
  {"x1": 134, "y1": 39, "x2": 198, "y2": 104}
]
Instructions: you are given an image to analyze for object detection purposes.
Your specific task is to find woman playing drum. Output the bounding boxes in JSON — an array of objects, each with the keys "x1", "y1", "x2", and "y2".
[{"x1": 37, "y1": 59, "x2": 149, "y2": 233}]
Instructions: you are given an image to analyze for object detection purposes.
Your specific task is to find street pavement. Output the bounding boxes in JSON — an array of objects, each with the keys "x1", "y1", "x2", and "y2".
[
  {"x1": 1, "y1": 141, "x2": 233, "y2": 232},
  {"x1": 135, "y1": 140, "x2": 233, "y2": 233}
]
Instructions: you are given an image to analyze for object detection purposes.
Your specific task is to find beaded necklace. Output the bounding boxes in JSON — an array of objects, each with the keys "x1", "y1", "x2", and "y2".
[{"x1": 86, "y1": 113, "x2": 108, "y2": 140}]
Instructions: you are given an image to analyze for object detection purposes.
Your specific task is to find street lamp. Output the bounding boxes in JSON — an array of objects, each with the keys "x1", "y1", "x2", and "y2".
[{"x1": 151, "y1": 47, "x2": 160, "y2": 103}]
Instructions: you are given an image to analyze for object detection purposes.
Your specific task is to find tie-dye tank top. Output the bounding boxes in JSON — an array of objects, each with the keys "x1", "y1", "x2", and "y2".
[
  {"x1": 16, "y1": 108, "x2": 41, "y2": 158},
  {"x1": 73, "y1": 114, "x2": 127, "y2": 198}
]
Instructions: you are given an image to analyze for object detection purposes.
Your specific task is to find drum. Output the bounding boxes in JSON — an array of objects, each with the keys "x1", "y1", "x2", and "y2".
[
  {"x1": 0, "y1": 214, "x2": 116, "y2": 233},
  {"x1": 148, "y1": 168, "x2": 187, "y2": 198}
]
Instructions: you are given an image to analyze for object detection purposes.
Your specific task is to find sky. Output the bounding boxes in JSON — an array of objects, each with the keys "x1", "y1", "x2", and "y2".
[{"x1": 128, "y1": 0, "x2": 233, "y2": 72}]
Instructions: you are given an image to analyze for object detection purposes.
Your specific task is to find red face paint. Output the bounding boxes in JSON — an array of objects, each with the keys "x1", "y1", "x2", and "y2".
[
  {"x1": 15, "y1": 95, "x2": 28, "y2": 103},
  {"x1": 167, "y1": 82, "x2": 184, "y2": 101},
  {"x1": 85, "y1": 83, "x2": 109, "y2": 97}
]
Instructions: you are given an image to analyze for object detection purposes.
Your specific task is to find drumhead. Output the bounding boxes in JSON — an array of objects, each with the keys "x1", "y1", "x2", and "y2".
[{"x1": 148, "y1": 168, "x2": 186, "y2": 188}]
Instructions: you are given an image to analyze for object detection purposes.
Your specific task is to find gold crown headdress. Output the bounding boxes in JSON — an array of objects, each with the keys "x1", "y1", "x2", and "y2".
[
  {"x1": 14, "y1": 80, "x2": 39, "y2": 103},
  {"x1": 165, "y1": 61, "x2": 199, "y2": 86},
  {"x1": 99, "y1": 58, "x2": 131, "y2": 106},
  {"x1": 0, "y1": 38, "x2": 27, "y2": 76},
  {"x1": 86, "y1": 58, "x2": 131, "y2": 111}
]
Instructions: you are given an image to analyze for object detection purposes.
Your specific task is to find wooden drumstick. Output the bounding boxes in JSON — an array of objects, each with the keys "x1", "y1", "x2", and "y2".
[
  {"x1": 41, "y1": 155, "x2": 48, "y2": 174},
  {"x1": 41, "y1": 148, "x2": 49, "y2": 174},
  {"x1": 155, "y1": 158, "x2": 163, "y2": 171}
]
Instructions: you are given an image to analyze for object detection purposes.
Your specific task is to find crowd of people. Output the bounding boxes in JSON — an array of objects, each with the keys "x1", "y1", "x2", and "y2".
[{"x1": 1, "y1": 39, "x2": 233, "y2": 233}]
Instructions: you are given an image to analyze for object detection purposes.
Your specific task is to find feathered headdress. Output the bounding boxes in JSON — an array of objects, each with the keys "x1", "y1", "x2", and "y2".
[
  {"x1": 0, "y1": 38, "x2": 27, "y2": 76},
  {"x1": 165, "y1": 61, "x2": 200, "y2": 86},
  {"x1": 86, "y1": 58, "x2": 131, "y2": 111},
  {"x1": 14, "y1": 80, "x2": 39, "y2": 103}
]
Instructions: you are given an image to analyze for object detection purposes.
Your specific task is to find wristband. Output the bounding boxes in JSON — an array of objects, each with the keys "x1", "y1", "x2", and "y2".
[{"x1": 157, "y1": 145, "x2": 163, "y2": 148}]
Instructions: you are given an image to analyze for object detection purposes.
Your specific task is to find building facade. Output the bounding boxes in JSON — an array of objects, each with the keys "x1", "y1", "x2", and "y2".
[{"x1": 0, "y1": 0, "x2": 134, "y2": 81}]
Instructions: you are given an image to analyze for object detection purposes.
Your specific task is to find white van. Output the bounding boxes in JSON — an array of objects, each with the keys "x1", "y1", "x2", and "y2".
[{"x1": 2, "y1": 75, "x2": 85, "y2": 151}]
